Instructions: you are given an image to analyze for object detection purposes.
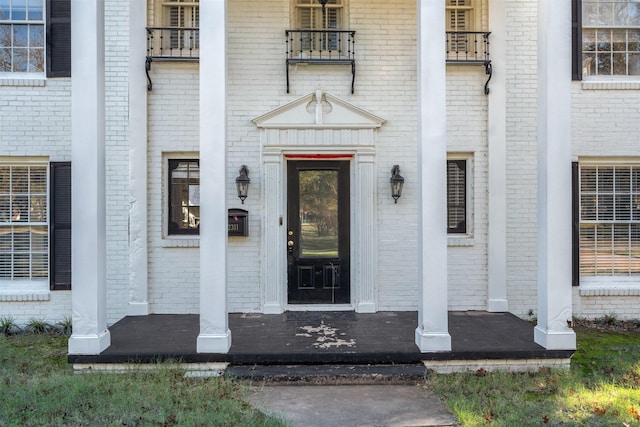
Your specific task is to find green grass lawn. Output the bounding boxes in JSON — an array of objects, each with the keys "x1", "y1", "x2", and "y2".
[
  {"x1": 429, "y1": 327, "x2": 640, "y2": 426},
  {"x1": 0, "y1": 334, "x2": 284, "y2": 426},
  {"x1": 1, "y1": 326, "x2": 639, "y2": 426}
]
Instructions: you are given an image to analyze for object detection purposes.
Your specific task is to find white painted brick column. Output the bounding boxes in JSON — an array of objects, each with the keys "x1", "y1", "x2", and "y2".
[
  {"x1": 415, "y1": 0, "x2": 451, "y2": 352},
  {"x1": 127, "y1": 0, "x2": 149, "y2": 316},
  {"x1": 197, "y1": 0, "x2": 231, "y2": 353},
  {"x1": 487, "y1": 0, "x2": 508, "y2": 312},
  {"x1": 535, "y1": 0, "x2": 576, "y2": 350},
  {"x1": 68, "y1": 0, "x2": 110, "y2": 355}
]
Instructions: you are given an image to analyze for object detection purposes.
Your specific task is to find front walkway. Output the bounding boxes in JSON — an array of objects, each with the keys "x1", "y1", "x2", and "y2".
[{"x1": 68, "y1": 311, "x2": 574, "y2": 372}]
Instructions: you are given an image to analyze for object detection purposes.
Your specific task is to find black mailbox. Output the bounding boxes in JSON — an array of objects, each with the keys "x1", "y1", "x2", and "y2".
[{"x1": 228, "y1": 209, "x2": 248, "y2": 237}]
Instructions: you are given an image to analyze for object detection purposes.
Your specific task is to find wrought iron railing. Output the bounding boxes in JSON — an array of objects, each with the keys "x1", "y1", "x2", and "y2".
[
  {"x1": 445, "y1": 31, "x2": 492, "y2": 94},
  {"x1": 285, "y1": 30, "x2": 356, "y2": 94},
  {"x1": 145, "y1": 27, "x2": 200, "y2": 90}
]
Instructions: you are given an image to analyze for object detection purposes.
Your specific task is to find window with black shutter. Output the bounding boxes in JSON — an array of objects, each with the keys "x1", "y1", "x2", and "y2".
[
  {"x1": 46, "y1": 0, "x2": 71, "y2": 77},
  {"x1": 50, "y1": 161, "x2": 71, "y2": 290}
]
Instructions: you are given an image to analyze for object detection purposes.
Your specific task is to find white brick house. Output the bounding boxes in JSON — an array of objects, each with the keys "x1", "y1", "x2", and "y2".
[{"x1": 0, "y1": 0, "x2": 638, "y2": 355}]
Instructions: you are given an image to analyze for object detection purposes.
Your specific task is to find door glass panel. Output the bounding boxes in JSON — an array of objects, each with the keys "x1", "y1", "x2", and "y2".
[{"x1": 299, "y1": 170, "x2": 338, "y2": 257}]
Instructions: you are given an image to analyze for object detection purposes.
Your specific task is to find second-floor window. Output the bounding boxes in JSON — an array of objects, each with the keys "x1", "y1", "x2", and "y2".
[
  {"x1": 161, "y1": 0, "x2": 199, "y2": 50},
  {"x1": 295, "y1": 0, "x2": 344, "y2": 51},
  {"x1": 582, "y1": 0, "x2": 640, "y2": 76},
  {"x1": 446, "y1": 0, "x2": 475, "y2": 32},
  {"x1": 0, "y1": 0, "x2": 45, "y2": 75}
]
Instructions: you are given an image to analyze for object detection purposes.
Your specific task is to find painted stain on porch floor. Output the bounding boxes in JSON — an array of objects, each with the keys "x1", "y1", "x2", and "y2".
[{"x1": 296, "y1": 321, "x2": 356, "y2": 349}]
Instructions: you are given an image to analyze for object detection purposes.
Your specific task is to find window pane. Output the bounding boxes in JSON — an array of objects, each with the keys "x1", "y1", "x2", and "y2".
[
  {"x1": 31, "y1": 226, "x2": 47, "y2": 251},
  {"x1": 169, "y1": 160, "x2": 200, "y2": 233},
  {"x1": 0, "y1": 0, "x2": 9, "y2": 20},
  {"x1": 581, "y1": 167, "x2": 597, "y2": 192},
  {"x1": 29, "y1": 166, "x2": 46, "y2": 193},
  {"x1": 30, "y1": 25, "x2": 44, "y2": 47},
  {"x1": 615, "y1": 166, "x2": 631, "y2": 192},
  {"x1": 12, "y1": 195, "x2": 28, "y2": 222},
  {"x1": 583, "y1": 2, "x2": 599, "y2": 26},
  {"x1": 0, "y1": 253, "x2": 10, "y2": 278},
  {"x1": 599, "y1": 2, "x2": 614, "y2": 26},
  {"x1": 299, "y1": 170, "x2": 338, "y2": 258},
  {"x1": 615, "y1": 194, "x2": 631, "y2": 220},
  {"x1": 598, "y1": 194, "x2": 614, "y2": 220},
  {"x1": 29, "y1": 194, "x2": 46, "y2": 222},
  {"x1": 11, "y1": 0, "x2": 27, "y2": 20},
  {"x1": 580, "y1": 224, "x2": 596, "y2": 275},
  {"x1": 630, "y1": 1, "x2": 640, "y2": 25},
  {"x1": 0, "y1": 25, "x2": 10, "y2": 48},
  {"x1": 27, "y1": 0, "x2": 43, "y2": 20},
  {"x1": 31, "y1": 252, "x2": 47, "y2": 278},
  {"x1": 582, "y1": 195, "x2": 597, "y2": 220},
  {"x1": 598, "y1": 167, "x2": 614, "y2": 192},
  {"x1": 13, "y1": 253, "x2": 29, "y2": 278},
  {"x1": 27, "y1": 47, "x2": 43, "y2": 71}
]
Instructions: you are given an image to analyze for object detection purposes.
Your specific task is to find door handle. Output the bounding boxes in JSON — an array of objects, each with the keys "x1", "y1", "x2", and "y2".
[{"x1": 287, "y1": 240, "x2": 294, "y2": 254}]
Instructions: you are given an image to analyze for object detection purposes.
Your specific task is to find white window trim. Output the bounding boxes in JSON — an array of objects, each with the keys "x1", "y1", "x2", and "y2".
[
  {"x1": 578, "y1": 158, "x2": 640, "y2": 289},
  {"x1": 0, "y1": 0, "x2": 47, "y2": 78},
  {"x1": 0, "y1": 157, "x2": 50, "y2": 297},
  {"x1": 447, "y1": 153, "x2": 474, "y2": 246}
]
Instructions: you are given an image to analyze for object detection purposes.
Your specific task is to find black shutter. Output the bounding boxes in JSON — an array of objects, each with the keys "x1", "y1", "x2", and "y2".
[
  {"x1": 46, "y1": 0, "x2": 71, "y2": 78},
  {"x1": 572, "y1": 161, "x2": 580, "y2": 286},
  {"x1": 572, "y1": 0, "x2": 582, "y2": 81},
  {"x1": 50, "y1": 162, "x2": 72, "y2": 290}
]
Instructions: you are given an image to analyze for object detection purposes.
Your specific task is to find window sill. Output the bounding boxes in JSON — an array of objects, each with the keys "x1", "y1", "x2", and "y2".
[
  {"x1": 579, "y1": 282, "x2": 640, "y2": 297},
  {"x1": 0, "y1": 78, "x2": 46, "y2": 87},
  {"x1": 162, "y1": 236, "x2": 200, "y2": 248},
  {"x1": 448, "y1": 235, "x2": 474, "y2": 247},
  {"x1": 0, "y1": 289, "x2": 50, "y2": 302},
  {"x1": 580, "y1": 79, "x2": 640, "y2": 90}
]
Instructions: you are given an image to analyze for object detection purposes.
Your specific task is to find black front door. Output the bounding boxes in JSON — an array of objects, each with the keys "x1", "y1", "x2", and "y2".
[{"x1": 287, "y1": 160, "x2": 350, "y2": 304}]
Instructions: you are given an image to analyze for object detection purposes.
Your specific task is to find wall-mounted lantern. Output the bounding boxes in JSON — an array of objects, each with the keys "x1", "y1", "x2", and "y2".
[
  {"x1": 235, "y1": 165, "x2": 250, "y2": 204},
  {"x1": 390, "y1": 165, "x2": 404, "y2": 203}
]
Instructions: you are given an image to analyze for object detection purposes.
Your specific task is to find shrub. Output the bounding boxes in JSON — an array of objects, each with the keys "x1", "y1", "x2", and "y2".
[
  {"x1": 26, "y1": 317, "x2": 51, "y2": 335},
  {"x1": 56, "y1": 316, "x2": 73, "y2": 336},
  {"x1": 0, "y1": 316, "x2": 18, "y2": 336}
]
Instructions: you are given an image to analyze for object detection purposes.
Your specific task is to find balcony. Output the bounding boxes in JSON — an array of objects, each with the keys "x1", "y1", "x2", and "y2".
[
  {"x1": 445, "y1": 31, "x2": 492, "y2": 94},
  {"x1": 145, "y1": 27, "x2": 200, "y2": 90},
  {"x1": 285, "y1": 30, "x2": 356, "y2": 94}
]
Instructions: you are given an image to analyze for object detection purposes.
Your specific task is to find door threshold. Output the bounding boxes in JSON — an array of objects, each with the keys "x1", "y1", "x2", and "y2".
[{"x1": 286, "y1": 304, "x2": 354, "y2": 312}]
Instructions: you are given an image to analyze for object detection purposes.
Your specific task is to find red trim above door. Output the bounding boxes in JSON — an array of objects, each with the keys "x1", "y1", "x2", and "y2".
[{"x1": 284, "y1": 154, "x2": 354, "y2": 159}]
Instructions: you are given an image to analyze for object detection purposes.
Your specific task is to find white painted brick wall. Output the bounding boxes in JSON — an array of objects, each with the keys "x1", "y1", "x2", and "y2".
[
  {"x1": 3, "y1": 0, "x2": 639, "y2": 325},
  {"x1": 0, "y1": 77, "x2": 73, "y2": 323},
  {"x1": 104, "y1": 0, "x2": 131, "y2": 324},
  {"x1": 504, "y1": 0, "x2": 539, "y2": 318}
]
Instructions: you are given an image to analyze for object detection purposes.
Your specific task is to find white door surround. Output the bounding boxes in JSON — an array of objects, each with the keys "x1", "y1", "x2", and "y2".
[{"x1": 253, "y1": 91, "x2": 385, "y2": 314}]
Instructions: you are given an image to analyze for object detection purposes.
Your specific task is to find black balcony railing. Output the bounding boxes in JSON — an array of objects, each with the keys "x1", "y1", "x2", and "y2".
[
  {"x1": 145, "y1": 27, "x2": 200, "y2": 90},
  {"x1": 446, "y1": 31, "x2": 492, "y2": 94},
  {"x1": 285, "y1": 30, "x2": 356, "y2": 94}
]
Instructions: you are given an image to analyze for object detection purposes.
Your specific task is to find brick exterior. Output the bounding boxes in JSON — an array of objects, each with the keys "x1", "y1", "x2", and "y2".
[{"x1": 1, "y1": 0, "x2": 640, "y2": 325}]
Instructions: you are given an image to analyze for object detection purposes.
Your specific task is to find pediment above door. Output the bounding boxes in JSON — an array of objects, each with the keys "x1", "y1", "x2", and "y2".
[{"x1": 253, "y1": 90, "x2": 386, "y2": 129}]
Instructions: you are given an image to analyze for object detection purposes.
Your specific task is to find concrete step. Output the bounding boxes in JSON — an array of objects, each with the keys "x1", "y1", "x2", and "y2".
[{"x1": 225, "y1": 363, "x2": 429, "y2": 385}]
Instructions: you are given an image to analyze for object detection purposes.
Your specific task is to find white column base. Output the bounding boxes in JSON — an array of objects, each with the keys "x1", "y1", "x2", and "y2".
[
  {"x1": 488, "y1": 299, "x2": 508, "y2": 312},
  {"x1": 534, "y1": 326, "x2": 576, "y2": 350},
  {"x1": 415, "y1": 328, "x2": 451, "y2": 352},
  {"x1": 68, "y1": 330, "x2": 111, "y2": 355},
  {"x1": 263, "y1": 303, "x2": 284, "y2": 315},
  {"x1": 356, "y1": 302, "x2": 376, "y2": 313},
  {"x1": 127, "y1": 302, "x2": 150, "y2": 316},
  {"x1": 197, "y1": 331, "x2": 232, "y2": 353}
]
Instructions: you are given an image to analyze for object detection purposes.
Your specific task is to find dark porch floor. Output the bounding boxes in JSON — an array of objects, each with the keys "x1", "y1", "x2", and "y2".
[{"x1": 68, "y1": 311, "x2": 573, "y2": 365}]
